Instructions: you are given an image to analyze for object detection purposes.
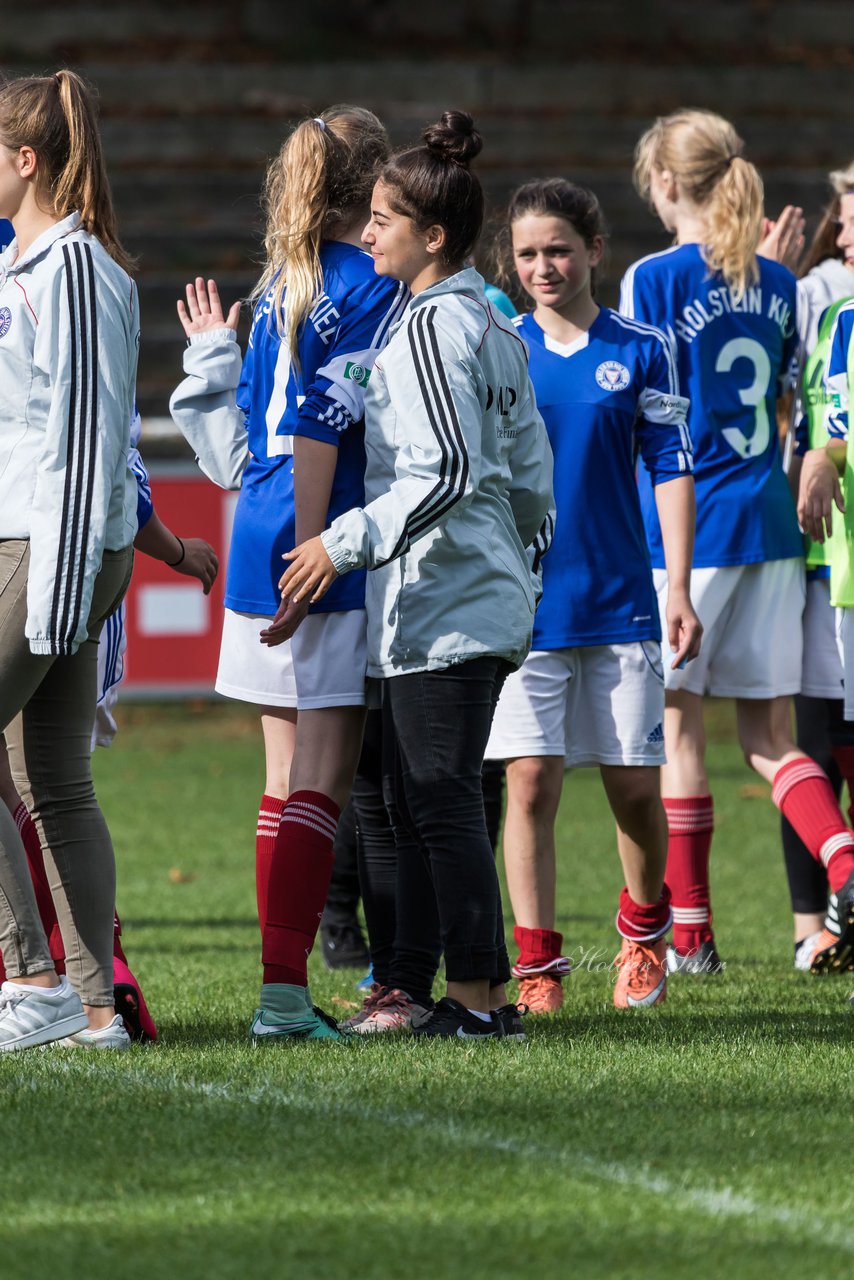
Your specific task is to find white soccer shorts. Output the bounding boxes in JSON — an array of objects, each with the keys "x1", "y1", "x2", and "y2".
[
  {"x1": 801, "y1": 577, "x2": 843, "y2": 700},
  {"x1": 653, "y1": 558, "x2": 805, "y2": 698},
  {"x1": 216, "y1": 607, "x2": 367, "y2": 709},
  {"x1": 485, "y1": 641, "x2": 666, "y2": 768}
]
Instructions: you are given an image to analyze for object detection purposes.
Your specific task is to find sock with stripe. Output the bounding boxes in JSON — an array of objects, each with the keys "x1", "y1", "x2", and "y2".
[
  {"x1": 772, "y1": 757, "x2": 854, "y2": 894},
  {"x1": 831, "y1": 744, "x2": 854, "y2": 828},
  {"x1": 511, "y1": 925, "x2": 571, "y2": 978},
  {"x1": 255, "y1": 794, "x2": 288, "y2": 932},
  {"x1": 662, "y1": 796, "x2": 714, "y2": 955},
  {"x1": 615, "y1": 884, "x2": 672, "y2": 943},
  {"x1": 262, "y1": 790, "x2": 340, "y2": 988}
]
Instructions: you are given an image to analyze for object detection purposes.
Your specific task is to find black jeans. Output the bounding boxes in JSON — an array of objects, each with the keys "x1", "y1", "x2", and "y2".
[{"x1": 383, "y1": 656, "x2": 512, "y2": 986}]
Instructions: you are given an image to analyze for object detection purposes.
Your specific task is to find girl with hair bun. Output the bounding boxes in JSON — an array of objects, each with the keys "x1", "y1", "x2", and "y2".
[
  {"x1": 622, "y1": 109, "x2": 854, "y2": 977},
  {"x1": 280, "y1": 110, "x2": 554, "y2": 1040},
  {"x1": 0, "y1": 69, "x2": 139, "y2": 1049},
  {"x1": 485, "y1": 179, "x2": 700, "y2": 1012},
  {"x1": 171, "y1": 105, "x2": 407, "y2": 1042}
]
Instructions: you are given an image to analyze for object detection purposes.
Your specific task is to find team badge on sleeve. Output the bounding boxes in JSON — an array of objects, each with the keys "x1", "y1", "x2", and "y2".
[
  {"x1": 344, "y1": 361, "x2": 371, "y2": 388},
  {"x1": 0, "y1": 306, "x2": 11, "y2": 339},
  {"x1": 595, "y1": 360, "x2": 630, "y2": 391}
]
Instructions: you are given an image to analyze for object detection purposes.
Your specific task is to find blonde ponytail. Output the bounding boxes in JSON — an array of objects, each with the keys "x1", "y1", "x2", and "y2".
[
  {"x1": 0, "y1": 69, "x2": 132, "y2": 272},
  {"x1": 253, "y1": 105, "x2": 389, "y2": 365},
  {"x1": 634, "y1": 109, "x2": 763, "y2": 301}
]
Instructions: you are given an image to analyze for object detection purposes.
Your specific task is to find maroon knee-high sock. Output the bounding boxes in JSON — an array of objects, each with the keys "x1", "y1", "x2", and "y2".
[
  {"x1": 255, "y1": 794, "x2": 288, "y2": 933},
  {"x1": 262, "y1": 790, "x2": 340, "y2": 987},
  {"x1": 772, "y1": 757, "x2": 854, "y2": 893},
  {"x1": 663, "y1": 796, "x2": 714, "y2": 954}
]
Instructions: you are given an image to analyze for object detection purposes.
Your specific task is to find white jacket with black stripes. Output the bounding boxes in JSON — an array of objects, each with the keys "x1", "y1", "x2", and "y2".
[
  {"x1": 0, "y1": 213, "x2": 139, "y2": 656},
  {"x1": 321, "y1": 268, "x2": 554, "y2": 677}
]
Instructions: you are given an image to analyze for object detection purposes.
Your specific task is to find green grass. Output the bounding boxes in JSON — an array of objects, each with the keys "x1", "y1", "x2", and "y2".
[{"x1": 2, "y1": 700, "x2": 852, "y2": 1279}]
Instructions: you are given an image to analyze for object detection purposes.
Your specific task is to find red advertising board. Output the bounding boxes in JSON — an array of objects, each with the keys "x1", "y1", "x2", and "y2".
[{"x1": 123, "y1": 465, "x2": 236, "y2": 695}]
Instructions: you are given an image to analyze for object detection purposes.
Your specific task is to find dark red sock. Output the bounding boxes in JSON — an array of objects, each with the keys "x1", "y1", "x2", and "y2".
[
  {"x1": 616, "y1": 884, "x2": 672, "y2": 942},
  {"x1": 262, "y1": 790, "x2": 340, "y2": 987},
  {"x1": 511, "y1": 925, "x2": 570, "y2": 977},
  {"x1": 255, "y1": 794, "x2": 288, "y2": 932},
  {"x1": 772, "y1": 757, "x2": 854, "y2": 893},
  {"x1": 663, "y1": 796, "x2": 714, "y2": 954},
  {"x1": 13, "y1": 802, "x2": 65, "y2": 972},
  {"x1": 831, "y1": 745, "x2": 854, "y2": 828}
]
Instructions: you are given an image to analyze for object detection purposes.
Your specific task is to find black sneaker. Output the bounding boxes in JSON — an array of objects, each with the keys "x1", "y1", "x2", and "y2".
[
  {"x1": 410, "y1": 997, "x2": 498, "y2": 1039},
  {"x1": 320, "y1": 922, "x2": 370, "y2": 970},
  {"x1": 810, "y1": 873, "x2": 854, "y2": 973},
  {"x1": 666, "y1": 938, "x2": 724, "y2": 975},
  {"x1": 492, "y1": 1002, "x2": 527, "y2": 1041}
]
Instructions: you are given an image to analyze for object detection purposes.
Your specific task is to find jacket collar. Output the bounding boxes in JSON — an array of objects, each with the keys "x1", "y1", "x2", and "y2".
[
  {"x1": 3, "y1": 211, "x2": 82, "y2": 274},
  {"x1": 409, "y1": 267, "x2": 485, "y2": 308}
]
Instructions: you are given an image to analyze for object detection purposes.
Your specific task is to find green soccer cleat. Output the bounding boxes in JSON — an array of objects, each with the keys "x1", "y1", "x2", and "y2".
[{"x1": 250, "y1": 982, "x2": 352, "y2": 1044}]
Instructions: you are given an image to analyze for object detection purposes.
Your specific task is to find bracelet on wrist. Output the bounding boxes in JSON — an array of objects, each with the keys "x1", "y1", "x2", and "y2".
[{"x1": 166, "y1": 536, "x2": 186, "y2": 568}]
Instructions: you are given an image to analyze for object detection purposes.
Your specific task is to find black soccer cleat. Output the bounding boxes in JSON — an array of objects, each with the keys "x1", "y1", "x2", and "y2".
[
  {"x1": 319, "y1": 922, "x2": 370, "y2": 970},
  {"x1": 491, "y1": 1002, "x2": 527, "y2": 1041},
  {"x1": 410, "y1": 997, "x2": 499, "y2": 1039},
  {"x1": 666, "y1": 938, "x2": 725, "y2": 975},
  {"x1": 810, "y1": 873, "x2": 854, "y2": 974}
]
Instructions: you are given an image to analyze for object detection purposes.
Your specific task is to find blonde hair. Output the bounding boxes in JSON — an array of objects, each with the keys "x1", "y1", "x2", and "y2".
[
  {"x1": 830, "y1": 159, "x2": 854, "y2": 195},
  {"x1": 0, "y1": 69, "x2": 132, "y2": 272},
  {"x1": 254, "y1": 105, "x2": 389, "y2": 363},
  {"x1": 634, "y1": 109, "x2": 763, "y2": 301}
]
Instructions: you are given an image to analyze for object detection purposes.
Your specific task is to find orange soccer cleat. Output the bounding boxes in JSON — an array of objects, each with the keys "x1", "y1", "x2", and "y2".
[
  {"x1": 613, "y1": 938, "x2": 667, "y2": 1008},
  {"x1": 516, "y1": 971, "x2": 564, "y2": 1014}
]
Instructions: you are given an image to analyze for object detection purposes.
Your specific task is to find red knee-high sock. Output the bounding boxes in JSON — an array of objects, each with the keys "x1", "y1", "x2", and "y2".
[
  {"x1": 255, "y1": 794, "x2": 288, "y2": 932},
  {"x1": 772, "y1": 757, "x2": 854, "y2": 893},
  {"x1": 831, "y1": 745, "x2": 854, "y2": 829},
  {"x1": 616, "y1": 884, "x2": 672, "y2": 942},
  {"x1": 13, "y1": 802, "x2": 65, "y2": 973},
  {"x1": 663, "y1": 796, "x2": 714, "y2": 954},
  {"x1": 511, "y1": 926, "x2": 570, "y2": 978},
  {"x1": 262, "y1": 790, "x2": 340, "y2": 987}
]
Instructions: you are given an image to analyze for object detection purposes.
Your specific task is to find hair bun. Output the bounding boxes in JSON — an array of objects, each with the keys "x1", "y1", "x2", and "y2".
[{"x1": 422, "y1": 110, "x2": 482, "y2": 166}]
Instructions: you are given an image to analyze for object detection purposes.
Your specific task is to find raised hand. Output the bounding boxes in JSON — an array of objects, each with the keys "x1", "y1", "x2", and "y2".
[
  {"x1": 758, "y1": 206, "x2": 805, "y2": 273},
  {"x1": 176, "y1": 277, "x2": 241, "y2": 339}
]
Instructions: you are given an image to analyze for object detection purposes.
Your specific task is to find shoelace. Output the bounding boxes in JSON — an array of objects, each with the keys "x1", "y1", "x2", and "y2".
[
  {"x1": 619, "y1": 943, "x2": 658, "y2": 992},
  {"x1": 311, "y1": 1005, "x2": 349, "y2": 1034},
  {"x1": 0, "y1": 990, "x2": 24, "y2": 1015},
  {"x1": 373, "y1": 988, "x2": 411, "y2": 1012}
]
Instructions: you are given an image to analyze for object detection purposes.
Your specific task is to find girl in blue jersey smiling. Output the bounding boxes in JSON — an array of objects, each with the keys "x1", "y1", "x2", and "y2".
[
  {"x1": 622, "y1": 109, "x2": 854, "y2": 977},
  {"x1": 170, "y1": 107, "x2": 407, "y2": 1042},
  {"x1": 484, "y1": 179, "x2": 701, "y2": 1011}
]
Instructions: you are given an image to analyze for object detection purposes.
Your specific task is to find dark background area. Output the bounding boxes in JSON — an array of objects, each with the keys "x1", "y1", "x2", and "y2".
[{"x1": 3, "y1": 0, "x2": 853, "y2": 423}]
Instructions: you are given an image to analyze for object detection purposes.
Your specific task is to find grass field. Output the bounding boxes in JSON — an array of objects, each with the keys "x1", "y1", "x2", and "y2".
[{"x1": 2, "y1": 699, "x2": 852, "y2": 1280}]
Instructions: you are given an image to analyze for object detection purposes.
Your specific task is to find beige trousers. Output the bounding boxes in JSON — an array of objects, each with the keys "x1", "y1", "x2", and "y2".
[{"x1": 0, "y1": 540, "x2": 133, "y2": 1005}]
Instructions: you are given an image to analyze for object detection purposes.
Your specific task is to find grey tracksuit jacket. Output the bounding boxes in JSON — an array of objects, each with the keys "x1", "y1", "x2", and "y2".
[{"x1": 321, "y1": 269, "x2": 554, "y2": 677}]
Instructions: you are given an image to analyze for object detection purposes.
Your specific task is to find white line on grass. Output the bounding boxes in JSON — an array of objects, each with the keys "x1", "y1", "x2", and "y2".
[{"x1": 46, "y1": 1058, "x2": 847, "y2": 1244}]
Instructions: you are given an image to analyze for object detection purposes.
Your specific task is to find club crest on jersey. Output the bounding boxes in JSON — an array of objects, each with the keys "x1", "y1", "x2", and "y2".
[
  {"x1": 595, "y1": 360, "x2": 629, "y2": 392},
  {"x1": 0, "y1": 306, "x2": 11, "y2": 339},
  {"x1": 344, "y1": 361, "x2": 370, "y2": 388}
]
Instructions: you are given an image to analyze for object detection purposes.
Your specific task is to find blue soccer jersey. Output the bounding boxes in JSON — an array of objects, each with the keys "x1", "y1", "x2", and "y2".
[
  {"x1": 519, "y1": 308, "x2": 692, "y2": 649},
  {"x1": 826, "y1": 301, "x2": 854, "y2": 440},
  {"x1": 224, "y1": 242, "x2": 407, "y2": 615},
  {"x1": 620, "y1": 244, "x2": 801, "y2": 568}
]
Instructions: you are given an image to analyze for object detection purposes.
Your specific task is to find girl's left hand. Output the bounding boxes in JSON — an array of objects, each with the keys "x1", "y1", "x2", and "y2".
[
  {"x1": 279, "y1": 536, "x2": 339, "y2": 604},
  {"x1": 666, "y1": 592, "x2": 703, "y2": 669}
]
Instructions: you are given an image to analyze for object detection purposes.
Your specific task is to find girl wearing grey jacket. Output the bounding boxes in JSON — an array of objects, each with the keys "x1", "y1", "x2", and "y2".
[{"x1": 280, "y1": 111, "x2": 554, "y2": 1039}]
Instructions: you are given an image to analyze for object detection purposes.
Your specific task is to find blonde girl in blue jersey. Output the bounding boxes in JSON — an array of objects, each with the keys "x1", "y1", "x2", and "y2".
[
  {"x1": 622, "y1": 109, "x2": 854, "y2": 977},
  {"x1": 171, "y1": 107, "x2": 406, "y2": 1042},
  {"x1": 0, "y1": 70, "x2": 139, "y2": 1050},
  {"x1": 484, "y1": 179, "x2": 701, "y2": 1012}
]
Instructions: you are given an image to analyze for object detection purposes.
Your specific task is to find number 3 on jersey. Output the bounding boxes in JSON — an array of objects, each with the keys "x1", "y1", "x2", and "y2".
[{"x1": 715, "y1": 337, "x2": 772, "y2": 459}]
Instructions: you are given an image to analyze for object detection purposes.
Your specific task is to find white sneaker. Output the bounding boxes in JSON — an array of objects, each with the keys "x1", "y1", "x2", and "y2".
[
  {"x1": 0, "y1": 976, "x2": 88, "y2": 1052},
  {"x1": 59, "y1": 1014, "x2": 131, "y2": 1050}
]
